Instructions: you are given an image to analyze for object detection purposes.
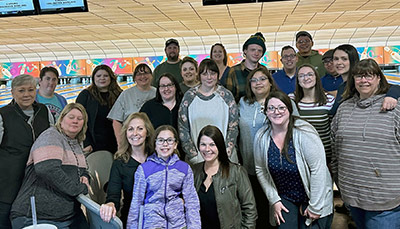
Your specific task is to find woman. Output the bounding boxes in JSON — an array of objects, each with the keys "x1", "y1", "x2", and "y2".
[
  {"x1": 76, "y1": 64, "x2": 122, "y2": 154},
  {"x1": 193, "y1": 125, "x2": 257, "y2": 228},
  {"x1": 179, "y1": 56, "x2": 200, "y2": 94},
  {"x1": 179, "y1": 58, "x2": 238, "y2": 165},
  {"x1": 11, "y1": 103, "x2": 90, "y2": 228},
  {"x1": 210, "y1": 43, "x2": 230, "y2": 87},
  {"x1": 254, "y1": 91, "x2": 333, "y2": 228},
  {"x1": 291, "y1": 64, "x2": 335, "y2": 164},
  {"x1": 100, "y1": 112, "x2": 154, "y2": 227},
  {"x1": 331, "y1": 44, "x2": 399, "y2": 115},
  {"x1": 0, "y1": 74, "x2": 53, "y2": 228},
  {"x1": 127, "y1": 125, "x2": 200, "y2": 229},
  {"x1": 140, "y1": 73, "x2": 183, "y2": 130},
  {"x1": 108, "y1": 63, "x2": 156, "y2": 144},
  {"x1": 239, "y1": 66, "x2": 293, "y2": 228},
  {"x1": 331, "y1": 59, "x2": 400, "y2": 228}
]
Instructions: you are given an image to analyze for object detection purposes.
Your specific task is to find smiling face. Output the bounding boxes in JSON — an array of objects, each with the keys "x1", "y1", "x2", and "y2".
[
  {"x1": 134, "y1": 66, "x2": 153, "y2": 89},
  {"x1": 200, "y1": 69, "x2": 218, "y2": 90},
  {"x1": 199, "y1": 135, "x2": 219, "y2": 163},
  {"x1": 244, "y1": 44, "x2": 264, "y2": 64},
  {"x1": 39, "y1": 71, "x2": 58, "y2": 97},
  {"x1": 126, "y1": 118, "x2": 147, "y2": 148},
  {"x1": 250, "y1": 71, "x2": 271, "y2": 99},
  {"x1": 298, "y1": 66, "x2": 316, "y2": 90},
  {"x1": 281, "y1": 48, "x2": 298, "y2": 71},
  {"x1": 12, "y1": 83, "x2": 36, "y2": 110},
  {"x1": 94, "y1": 69, "x2": 111, "y2": 92},
  {"x1": 165, "y1": 44, "x2": 180, "y2": 62},
  {"x1": 181, "y1": 61, "x2": 197, "y2": 84},
  {"x1": 333, "y1": 49, "x2": 350, "y2": 77},
  {"x1": 266, "y1": 97, "x2": 290, "y2": 127},
  {"x1": 211, "y1": 45, "x2": 225, "y2": 63},
  {"x1": 324, "y1": 58, "x2": 336, "y2": 75},
  {"x1": 354, "y1": 73, "x2": 381, "y2": 99},
  {"x1": 159, "y1": 76, "x2": 176, "y2": 102},
  {"x1": 155, "y1": 130, "x2": 177, "y2": 161},
  {"x1": 60, "y1": 108, "x2": 84, "y2": 139},
  {"x1": 296, "y1": 36, "x2": 313, "y2": 55}
]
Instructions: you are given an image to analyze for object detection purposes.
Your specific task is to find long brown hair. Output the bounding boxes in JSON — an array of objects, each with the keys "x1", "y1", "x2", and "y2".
[
  {"x1": 244, "y1": 66, "x2": 277, "y2": 104},
  {"x1": 264, "y1": 91, "x2": 296, "y2": 163},
  {"x1": 197, "y1": 125, "x2": 230, "y2": 178},
  {"x1": 87, "y1": 65, "x2": 122, "y2": 107},
  {"x1": 115, "y1": 112, "x2": 155, "y2": 163},
  {"x1": 294, "y1": 64, "x2": 327, "y2": 105},
  {"x1": 210, "y1": 43, "x2": 228, "y2": 66}
]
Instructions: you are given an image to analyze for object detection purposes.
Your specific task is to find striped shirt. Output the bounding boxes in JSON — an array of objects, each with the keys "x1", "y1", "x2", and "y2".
[
  {"x1": 290, "y1": 93, "x2": 335, "y2": 162},
  {"x1": 331, "y1": 94, "x2": 400, "y2": 211}
]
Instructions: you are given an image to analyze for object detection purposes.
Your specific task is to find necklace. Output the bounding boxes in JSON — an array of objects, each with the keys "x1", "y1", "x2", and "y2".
[{"x1": 66, "y1": 137, "x2": 83, "y2": 178}]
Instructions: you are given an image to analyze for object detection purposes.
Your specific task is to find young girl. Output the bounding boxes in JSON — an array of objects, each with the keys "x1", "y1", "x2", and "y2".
[{"x1": 127, "y1": 125, "x2": 201, "y2": 229}]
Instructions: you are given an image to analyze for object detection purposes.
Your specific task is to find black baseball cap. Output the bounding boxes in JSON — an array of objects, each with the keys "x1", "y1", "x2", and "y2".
[
  {"x1": 322, "y1": 49, "x2": 334, "y2": 60},
  {"x1": 296, "y1": 31, "x2": 313, "y2": 41},
  {"x1": 165, "y1": 38, "x2": 179, "y2": 47}
]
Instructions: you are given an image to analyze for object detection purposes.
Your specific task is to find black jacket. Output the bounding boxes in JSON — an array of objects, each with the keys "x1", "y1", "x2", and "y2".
[{"x1": 0, "y1": 100, "x2": 50, "y2": 204}]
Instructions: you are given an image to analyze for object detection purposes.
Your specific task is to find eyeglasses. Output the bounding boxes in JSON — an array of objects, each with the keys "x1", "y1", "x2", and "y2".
[
  {"x1": 298, "y1": 72, "x2": 315, "y2": 79},
  {"x1": 282, "y1": 54, "x2": 296, "y2": 60},
  {"x1": 249, "y1": 76, "x2": 268, "y2": 83},
  {"x1": 155, "y1": 138, "x2": 176, "y2": 145},
  {"x1": 297, "y1": 39, "x2": 311, "y2": 44},
  {"x1": 354, "y1": 74, "x2": 376, "y2": 81},
  {"x1": 136, "y1": 72, "x2": 151, "y2": 77},
  {"x1": 200, "y1": 71, "x2": 217, "y2": 77},
  {"x1": 323, "y1": 58, "x2": 333, "y2": 64},
  {"x1": 159, "y1": 83, "x2": 175, "y2": 89},
  {"x1": 266, "y1": 105, "x2": 287, "y2": 113}
]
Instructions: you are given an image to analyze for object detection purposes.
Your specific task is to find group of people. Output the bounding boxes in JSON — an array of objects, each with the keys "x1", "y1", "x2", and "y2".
[{"x1": 0, "y1": 30, "x2": 399, "y2": 229}]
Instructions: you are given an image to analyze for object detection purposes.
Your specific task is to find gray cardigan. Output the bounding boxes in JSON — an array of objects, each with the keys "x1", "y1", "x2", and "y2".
[{"x1": 254, "y1": 119, "x2": 333, "y2": 226}]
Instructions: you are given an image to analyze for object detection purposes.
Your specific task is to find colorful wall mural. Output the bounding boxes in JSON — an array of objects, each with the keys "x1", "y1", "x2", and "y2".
[
  {"x1": 1, "y1": 46, "x2": 400, "y2": 80},
  {"x1": 41, "y1": 60, "x2": 87, "y2": 77}
]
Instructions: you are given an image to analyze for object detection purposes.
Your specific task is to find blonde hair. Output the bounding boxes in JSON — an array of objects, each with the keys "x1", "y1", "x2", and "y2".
[
  {"x1": 55, "y1": 103, "x2": 88, "y2": 143},
  {"x1": 115, "y1": 112, "x2": 155, "y2": 163}
]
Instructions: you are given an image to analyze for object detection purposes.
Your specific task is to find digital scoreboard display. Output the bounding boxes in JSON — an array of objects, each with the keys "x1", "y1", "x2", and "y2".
[
  {"x1": 0, "y1": 0, "x2": 37, "y2": 17},
  {"x1": 37, "y1": 0, "x2": 88, "y2": 14}
]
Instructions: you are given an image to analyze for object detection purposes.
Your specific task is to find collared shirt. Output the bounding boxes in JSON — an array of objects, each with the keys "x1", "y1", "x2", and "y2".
[
  {"x1": 321, "y1": 74, "x2": 343, "y2": 92},
  {"x1": 226, "y1": 60, "x2": 264, "y2": 102},
  {"x1": 272, "y1": 69, "x2": 296, "y2": 94}
]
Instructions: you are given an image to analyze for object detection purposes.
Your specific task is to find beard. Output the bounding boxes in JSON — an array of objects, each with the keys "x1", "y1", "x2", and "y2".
[{"x1": 167, "y1": 53, "x2": 179, "y2": 62}]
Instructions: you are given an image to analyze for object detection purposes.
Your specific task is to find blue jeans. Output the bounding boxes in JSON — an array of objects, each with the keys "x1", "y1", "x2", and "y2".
[
  {"x1": 278, "y1": 198, "x2": 333, "y2": 229},
  {"x1": 348, "y1": 204, "x2": 400, "y2": 229}
]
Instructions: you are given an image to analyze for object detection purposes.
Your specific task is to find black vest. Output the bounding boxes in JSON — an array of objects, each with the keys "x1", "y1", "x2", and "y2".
[{"x1": 0, "y1": 101, "x2": 50, "y2": 203}]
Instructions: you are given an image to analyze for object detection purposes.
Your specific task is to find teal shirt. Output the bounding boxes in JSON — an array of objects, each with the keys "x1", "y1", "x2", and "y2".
[{"x1": 36, "y1": 94, "x2": 63, "y2": 121}]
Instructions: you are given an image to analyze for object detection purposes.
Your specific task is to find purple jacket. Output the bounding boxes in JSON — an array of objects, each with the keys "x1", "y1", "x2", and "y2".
[{"x1": 127, "y1": 153, "x2": 201, "y2": 229}]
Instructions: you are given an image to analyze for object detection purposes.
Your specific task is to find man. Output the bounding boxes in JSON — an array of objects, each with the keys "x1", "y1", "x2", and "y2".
[
  {"x1": 272, "y1": 46, "x2": 298, "y2": 94},
  {"x1": 36, "y1": 66, "x2": 67, "y2": 121},
  {"x1": 152, "y1": 38, "x2": 183, "y2": 86},
  {"x1": 295, "y1": 31, "x2": 326, "y2": 77},
  {"x1": 226, "y1": 32, "x2": 267, "y2": 102},
  {"x1": 320, "y1": 49, "x2": 342, "y2": 97}
]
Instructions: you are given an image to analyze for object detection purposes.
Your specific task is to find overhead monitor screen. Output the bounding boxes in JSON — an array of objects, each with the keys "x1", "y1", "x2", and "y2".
[
  {"x1": 37, "y1": 0, "x2": 88, "y2": 14},
  {"x1": 0, "y1": 0, "x2": 37, "y2": 17}
]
